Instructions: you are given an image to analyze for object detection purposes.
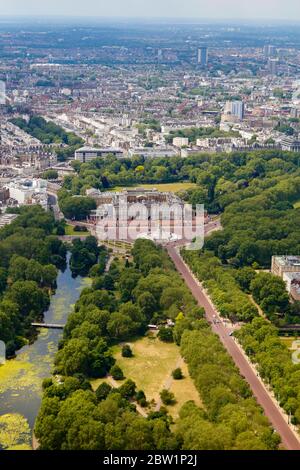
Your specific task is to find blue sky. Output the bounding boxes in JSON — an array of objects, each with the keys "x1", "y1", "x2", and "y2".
[{"x1": 1, "y1": 0, "x2": 300, "y2": 21}]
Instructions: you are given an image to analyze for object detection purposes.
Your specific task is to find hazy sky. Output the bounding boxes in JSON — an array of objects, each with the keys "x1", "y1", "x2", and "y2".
[{"x1": 1, "y1": 0, "x2": 300, "y2": 21}]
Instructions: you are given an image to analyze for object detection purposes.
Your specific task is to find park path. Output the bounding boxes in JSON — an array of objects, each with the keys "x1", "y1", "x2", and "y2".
[
  {"x1": 155, "y1": 356, "x2": 184, "y2": 412},
  {"x1": 248, "y1": 294, "x2": 270, "y2": 322},
  {"x1": 166, "y1": 243, "x2": 300, "y2": 451},
  {"x1": 105, "y1": 255, "x2": 114, "y2": 273}
]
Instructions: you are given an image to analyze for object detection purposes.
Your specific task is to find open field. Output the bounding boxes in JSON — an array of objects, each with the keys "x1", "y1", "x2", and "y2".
[
  {"x1": 65, "y1": 224, "x2": 88, "y2": 236},
  {"x1": 112, "y1": 182, "x2": 198, "y2": 193},
  {"x1": 168, "y1": 360, "x2": 203, "y2": 419},
  {"x1": 113, "y1": 334, "x2": 181, "y2": 403},
  {"x1": 91, "y1": 377, "x2": 107, "y2": 391},
  {"x1": 103, "y1": 240, "x2": 133, "y2": 251},
  {"x1": 91, "y1": 334, "x2": 202, "y2": 417}
]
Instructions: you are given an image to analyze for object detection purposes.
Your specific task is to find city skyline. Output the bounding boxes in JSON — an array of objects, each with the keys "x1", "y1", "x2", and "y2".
[{"x1": 1, "y1": 0, "x2": 300, "y2": 21}]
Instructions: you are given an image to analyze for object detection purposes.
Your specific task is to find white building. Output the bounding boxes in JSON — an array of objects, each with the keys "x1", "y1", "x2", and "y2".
[
  {"x1": 173, "y1": 137, "x2": 189, "y2": 148},
  {"x1": 0, "y1": 213, "x2": 18, "y2": 229},
  {"x1": 198, "y1": 47, "x2": 208, "y2": 66},
  {"x1": 60, "y1": 88, "x2": 72, "y2": 96},
  {"x1": 75, "y1": 147, "x2": 124, "y2": 163},
  {"x1": 5, "y1": 179, "x2": 48, "y2": 210},
  {"x1": 128, "y1": 147, "x2": 179, "y2": 158},
  {"x1": 281, "y1": 136, "x2": 300, "y2": 152},
  {"x1": 224, "y1": 101, "x2": 245, "y2": 121},
  {"x1": 283, "y1": 272, "x2": 300, "y2": 301}
]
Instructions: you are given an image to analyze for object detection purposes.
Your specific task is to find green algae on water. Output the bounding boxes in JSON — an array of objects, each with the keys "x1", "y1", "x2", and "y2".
[
  {"x1": 0, "y1": 360, "x2": 40, "y2": 395},
  {"x1": 0, "y1": 413, "x2": 31, "y2": 450}
]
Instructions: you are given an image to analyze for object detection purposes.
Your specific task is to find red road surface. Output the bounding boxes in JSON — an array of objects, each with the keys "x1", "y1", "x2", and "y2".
[{"x1": 167, "y1": 243, "x2": 300, "y2": 451}]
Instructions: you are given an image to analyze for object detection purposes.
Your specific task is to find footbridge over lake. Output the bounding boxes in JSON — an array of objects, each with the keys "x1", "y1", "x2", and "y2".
[{"x1": 31, "y1": 323, "x2": 65, "y2": 330}]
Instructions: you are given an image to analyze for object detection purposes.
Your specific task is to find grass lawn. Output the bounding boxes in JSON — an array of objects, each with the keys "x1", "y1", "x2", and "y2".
[
  {"x1": 65, "y1": 224, "x2": 88, "y2": 236},
  {"x1": 91, "y1": 377, "x2": 108, "y2": 391},
  {"x1": 90, "y1": 334, "x2": 202, "y2": 417},
  {"x1": 112, "y1": 182, "x2": 198, "y2": 193},
  {"x1": 104, "y1": 240, "x2": 133, "y2": 250},
  {"x1": 113, "y1": 335, "x2": 180, "y2": 403},
  {"x1": 168, "y1": 360, "x2": 203, "y2": 419}
]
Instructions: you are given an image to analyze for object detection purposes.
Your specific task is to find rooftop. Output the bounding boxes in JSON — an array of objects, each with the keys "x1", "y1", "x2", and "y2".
[
  {"x1": 283, "y1": 272, "x2": 300, "y2": 280},
  {"x1": 0, "y1": 213, "x2": 18, "y2": 228},
  {"x1": 75, "y1": 147, "x2": 122, "y2": 153},
  {"x1": 274, "y1": 256, "x2": 300, "y2": 267}
]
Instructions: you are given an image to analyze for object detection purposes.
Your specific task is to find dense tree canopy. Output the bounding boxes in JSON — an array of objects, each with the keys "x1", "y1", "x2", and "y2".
[
  {"x1": 35, "y1": 237, "x2": 280, "y2": 450},
  {"x1": 11, "y1": 116, "x2": 83, "y2": 147},
  {"x1": 69, "y1": 236, "x2": 103, "y2": 277},
  {"x1": 0, "y1": 206, "x2": 66, "y2": 355},
  {"x1": 236, "y1": 318, "x2": 300, "y2": 426},
  {"x1": 58, "y1": 190, "x2": 96, "y2": 221},
  {"x1": 178, "y1": 325, "x2": 280, "y2": 450}
]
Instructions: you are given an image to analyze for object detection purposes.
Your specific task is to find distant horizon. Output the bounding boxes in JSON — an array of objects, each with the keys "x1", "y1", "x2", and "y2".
[
  {"x1": 1, "y1": 0, "x2": 300, "y2": 23},
  {"x1": 0, "y1": 15, "x2": 300, "y2": 25}
]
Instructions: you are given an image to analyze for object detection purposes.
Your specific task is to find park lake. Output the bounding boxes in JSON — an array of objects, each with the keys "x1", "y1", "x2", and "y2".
[{"x1": 0, "y1": 256, "x2": 90, "y2": 450}]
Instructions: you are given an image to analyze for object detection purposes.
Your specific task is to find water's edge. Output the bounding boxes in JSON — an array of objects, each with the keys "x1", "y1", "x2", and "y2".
[{"x1": 0, "y1": 255, "x2": 90, "y2": 450}]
